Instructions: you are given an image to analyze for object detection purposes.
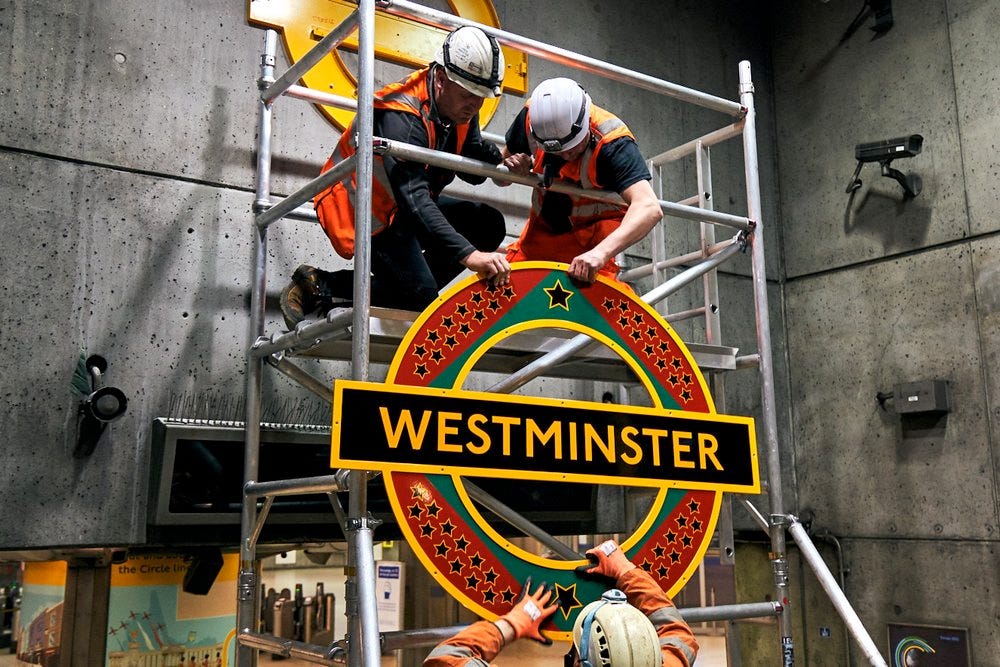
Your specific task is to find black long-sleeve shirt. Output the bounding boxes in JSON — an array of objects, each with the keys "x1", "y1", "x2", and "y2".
[{"x1": 377, "y1": 68, "x2": 503, "y2": 261}]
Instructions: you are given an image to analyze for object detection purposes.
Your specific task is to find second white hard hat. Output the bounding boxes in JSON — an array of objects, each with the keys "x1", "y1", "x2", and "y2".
[
  {"x1": 572, "y1": 590, "x2": 661, "y2": 667},
  {"x1": 435, "y1": 26, "x2": 505, "y2": 98},
  {"x1": 528, "y1": 77, "x2": 592, "y2": 153}
]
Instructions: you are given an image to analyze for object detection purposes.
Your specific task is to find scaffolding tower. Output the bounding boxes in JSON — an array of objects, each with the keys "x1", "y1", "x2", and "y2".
[{"x1": 237, "y1": 2, "x2": 889, "y2": 666}]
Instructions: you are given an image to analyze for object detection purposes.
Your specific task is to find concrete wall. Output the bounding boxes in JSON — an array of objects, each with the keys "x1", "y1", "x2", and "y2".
[
  {"x1": 771, "y1": 0, "x2": 1000, "y2": 663},
  {"x1": 0, "y1": 0, "x2": 779, "y2": 561}
]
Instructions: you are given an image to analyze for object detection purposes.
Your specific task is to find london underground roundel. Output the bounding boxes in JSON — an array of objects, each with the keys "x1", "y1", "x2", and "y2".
[{"x1": 330, "y1": 262, "x2": 760, "y2": 640}]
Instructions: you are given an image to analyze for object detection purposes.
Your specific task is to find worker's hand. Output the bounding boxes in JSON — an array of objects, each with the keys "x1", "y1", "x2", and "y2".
[
  {"x1": 463, "y1": 250, "x2": 511, "y2": 287},
  {"x1": 568, "y1": 249, "x2": 608, "y2": 283},
  {"x1": 498, "y1": 578, "x2": 559, "y2": 645},
  {"x1": 501, "y1": 152, "x2": 533, "y2": 176},
  {"x1": 576, "y1": 540, "x2": 637, "y2": 582}
]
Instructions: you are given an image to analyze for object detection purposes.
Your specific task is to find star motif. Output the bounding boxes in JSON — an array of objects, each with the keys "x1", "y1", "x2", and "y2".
[
  {"x1": 440, "y1": 520, "x2": 455, "y2": 535},
  {"x1": 682, "y1": 373, "x2": 692, "y2": 385},
  {"x1": 681, "y1": 535, "x2": 693, "y2": 548},
  {"x1": 690, "y1": 518, "x2": 702, "y2": 532},
  {"x1": 644, "y1": 344, "x2": 654, "y2": 355},
  {"x1": 676, "y1": 515, "x2": 688, "y2": 528},
  {"x1": 681, "y1": 389, "x2": 692, "y2": 402},
  {"x1": 469, "y1": 552, "x2": 484, "y2": 569},
  {"x1": 665, "y1": 530, "x2": 677, "y2": 543},
  {"x1": 456, "y1": 303, "x2": 469, "y2": 316},
  {"x1": 602, "y1": 298, "x2": 616, "y2": 311},
  {"x1": 454, "y1": 536, "x2": 470, "y2": 552},
  {"x1": 415, "y1": 363, "x2": 429, "y2": 377},
  {"x1": 488, "y1": 299, "x2": 502, "y2": 312},
  {"x1": 500, "y1": 587, "x2": 516, "y2": 603},
  {"x1": 671, "y1": 358, "x2": 682, "y2": 369},
  {"x1": 435, "y1": 542, "x2": 450, "y2": 558},
  {"x1": 657, "y1": 565, "x2": 669, "y2": 578},
  {"x1": 544, "y1": 279, "x2": 574, "y2": 310},
  {"x1": 420, "y1": 522, "x2": 434, "y2": 537},
  {"x1": 413, "y1": 344, "x2": 427, "y2": 359},
  {"x1": 640, "y1": 558, "x2": 654, "y2": 572},
  {"x1": 473, "y1": 310, "x2": 486, "y2": 322},
  {"x1": 408, "y1": 503, "x2": 423, "y2": 519},
  {"x1": 502, "y1": 286, "x2": 515, "y2": 299},
  {"x1": 554, "y1": 583, "x2": 582, "y2": 619},
  {"x1": 471, "y1": 292, "x2": 484, "y2": 304},
  {"x1": 441, "y1": 316, "x2": 454, "y2": 329},
  {"x1": 687, "y1": 499, "x2": 700, "y2": 513},
  {"x1": 652, "y1": 545, "x2": 665, "y2": 558},
  {"x1": 449, "y1": 558, "x2": 464, "y2": 574},
  {"x1": 483, "y1": 568, "x2": 499, "y2": 584},
  {"x1": 618, "y1": 315, "x2": 630, "y2": 328},
  {"x1": 483, "y1": 588, "x2": 497, "y2": 603},
  {"x1": 426, "y1": 502, "x2": 441, "y2": 517},
  {"x1": 630, "y1": 329, "x2": 642, "y2": 341},
  {"x1": 669, "y1": 550, "x2": 681, "y2": 563},
  {"x1": 617, "y1": 300, "x2": 630, "y2": 312},
  {"x1": 631, "y1": 313, "x2": 644, "y2": 325},
  {"x1": 427, "y1": 330, "x2": 440, "y2": 343},
  {"x1": 430, "y1": 349, "x2": 444, "y2": 363},
  {"x1": 444, "y1": 335, "x2": 458, "y2": 349},
  {"x1": 459, "y1": 322, "x2": 471, "y2": 335},
  {"x1": 465, "y1": 574, "x2": 481, "y2": 589},
  {"x1": 667, "y1": 373, "x2": 679, "y2": 385}
]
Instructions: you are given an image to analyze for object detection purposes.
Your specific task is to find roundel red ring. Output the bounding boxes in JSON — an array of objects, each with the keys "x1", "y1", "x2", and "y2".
[{"x1": 383, "y1": 262, "x2": 721, "y2": 640}]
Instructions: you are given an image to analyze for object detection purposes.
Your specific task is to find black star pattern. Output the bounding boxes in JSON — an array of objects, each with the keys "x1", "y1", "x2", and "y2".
[
  {"x1": 427, "y1": 330, "x2": 440, "y2": 343},
  {"x1": 465, "y1": 574, "x2": 481, "y2": 589},
  {"x1": 617, "y1": 300, "x2": 629, "y2": 312},
  {"x1": 440, "y1": 520, "x2": 455, "y2": 535},
  {"x1": 653, "y1": 545, "x2": 665, "y2": 558},
  {"x1": 488, "y1": 299, "x2": 501, "y2": 312},
  {"x1": 681, "y1": 535, "x2": 693, "y2": 548},
  {"x1": 667, "y1": 373, "x2": 679, "y2": 384},
  {"x1": 676, "y1": 516, "x2": 688, "y2": 528},
  {"x1": 690, "y1": 518, "x2": 702, "y2": 532},
  {"x1": 682, "y1": 373, "x2": 692, "y2": 385},
  {"x1": 646, "y1": 326, "x2": 657, "y2": 338},
  {"x1": 544, "y1": 280, "x2": 573, "y2": 310},
  {"x1": 415, "y1": 363, "x2": 429, "y2": 377},
  {"x1": 502, "y1": 286, "x2": 515, "y2": 299},
  {"x1": 469, "y1": 552, "x2": 484, "y2": 569},
  {"x1": 630, "y1": 330, "x2": 642, "y2": 341},
  {"x1": 669, "y1": 550, "x2": 681, "y2": 563},
  {"x1": 430, "y1": 349, "x2": 444, "y2": 363},
  {"x1": 426, "y1": 502, "x2": 441, "y2": 517},
  {"x1": 681, "y1": 389, "x2": 692, "y2": 401},
  {"x1": 408, "y1": 503, "x2": 423, "y2": 519},
  {"x1": 500, "y1": 587, "x2": 516, "y2": 603},
  {"x1": 671, "y1": 358, "x2": 682, "y2": 369},
  {"x1": 473, "y1": 310, "x2": 486, "y2": 322},
  {"x1": 449, "y1": 558, "x2": 464, "y2": 574},
  {"x1": 657, "y1": 565, "x2": 669, "y2": 579},
  {"x1": 687, "y1": 500, "x2": 700, "y2": 513},
  {"x1": 658, "y1": 341, "x2": 669, "y2": 352},
  {"x1": 420, "y1": 522, "x2": 434, "y2": 537},
  {"x1": 554, "y1": 583, "x2": 582, "y2": 619},
  {"x1": 618, "y1": 315, "x2": 630, "y2": 328},
  {"x1": 483, "y1": 588, "x2": 497, "y2": 603},
  {"x1": 459, "y1": 322, "x2": 471, "y2": 335},
  {"x1": 413, "y1": 344, "x2": 427, "y2": 358},
  {"x1": 441, "y1": 316, "x2": 454, "y2": 329},
  {"x1": 631, "y1": 313, "x2": 644, "y2": 325},
  {"x1": 454, "y1": 536, "x2": 470, "y2": 552},
  {"x1": 435, "y1": 542, "x2": 450, "y2": 558},
  {"x1": 444, "y1": 335, "x2": 458, "y2": 349},
  {"x1": 456, "y1": 303, "x2": 469, "y2": 316},
  {"x1": 665, "y1": 530, "x2": 677, "y2": 543},
  {"x1": 603, "y1": 298, "x2": 616, "y2": 311},
  {"x1": 483, "y1": 568, "x2": 499, "y2": 584},
  {"x1": 644, "y1": 344, "x2": 654, "y2": 356},
  {"x1": 640, "y1": 558, "x2": 654, "y2": 572},
  {"x1": 471, "y1": 292, "x2": 484, "y2": 304}
]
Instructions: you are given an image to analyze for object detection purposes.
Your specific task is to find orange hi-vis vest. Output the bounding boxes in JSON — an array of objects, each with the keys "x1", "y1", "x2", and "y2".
[
  {"x1": 314, "y1": 66, "x2": 470, "y2": 259},
  {"x1": 506, "y1": 104, "x2": 635, "y2": 277}
]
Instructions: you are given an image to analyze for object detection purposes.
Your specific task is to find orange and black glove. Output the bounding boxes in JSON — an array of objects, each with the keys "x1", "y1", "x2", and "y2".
[
  {"x1": 575, "y1": 539, "x2": 637, "y2": 583},
  {"x1": 496, "y1": 577, "x2": 559, "y2": 645}
]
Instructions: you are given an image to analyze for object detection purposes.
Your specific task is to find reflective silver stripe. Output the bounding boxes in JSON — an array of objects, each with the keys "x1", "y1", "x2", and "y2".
[
  {"x1": 660, "y1": 635, "x2": 696, "y2": 666},
  {"x1": 423, "y1": 644, "x2": 490, "y2": 666},
  {"x1": 332, "y1": 152, "x2": 394, "y2": 235},
  {"x1": 649, "y1": 605, "x2": 685, "y2": 626}
]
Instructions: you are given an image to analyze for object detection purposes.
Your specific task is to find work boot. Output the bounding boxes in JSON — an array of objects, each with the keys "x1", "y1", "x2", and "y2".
[{"x1": 280, "y1": 265, "x2": 351, "y2": 330}]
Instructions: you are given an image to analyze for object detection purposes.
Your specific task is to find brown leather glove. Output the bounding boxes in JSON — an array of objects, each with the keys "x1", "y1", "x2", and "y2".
[
  {"x1": 580, "y1": 539, "x2": 637, "y2": 581},
  {"x1": 497, "y1": 578, "x2": 559, "y2": 645}
]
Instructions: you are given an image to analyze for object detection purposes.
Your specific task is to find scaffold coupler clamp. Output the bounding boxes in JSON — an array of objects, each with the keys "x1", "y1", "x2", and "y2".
[
  {"x1": 736, "y1": 229, "x2": 751, "y2": 252},
  {"x1": 345, "y1": 514, "x2": 383, "y2": 532},
  {"x1": 372, "y1": 136, "x2": 391, "y2": 154}
]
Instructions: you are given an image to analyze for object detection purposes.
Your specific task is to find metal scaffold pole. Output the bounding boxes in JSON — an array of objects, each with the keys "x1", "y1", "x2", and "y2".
[{"x1": 738, "y1": 60, "x2": 795, "y2": 665}]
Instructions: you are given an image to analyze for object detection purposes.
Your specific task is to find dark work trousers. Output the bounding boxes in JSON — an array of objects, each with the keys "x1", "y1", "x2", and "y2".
[{"x1": 366, "y1": 195, "x2": 506, "y2": 311}]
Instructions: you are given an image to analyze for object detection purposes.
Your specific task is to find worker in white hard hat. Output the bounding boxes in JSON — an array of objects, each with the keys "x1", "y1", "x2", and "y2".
[
  {"x1": 422, "y1": 540, "x2": 698, "y2": 667},
  {"x1": 281, "y1": 26, "x2": 533, "y2": 326},
  {"x1": 502, "y1": 77, "x2": 663, "y2": 285}
]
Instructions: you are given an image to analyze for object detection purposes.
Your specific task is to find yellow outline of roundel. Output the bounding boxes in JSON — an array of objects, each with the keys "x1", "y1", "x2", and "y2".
[
  {"x1": 381, "y1": 262, "x2": 724, "y2": 639},
  {"x1": 248, "y1": 0, "x2": 528, "y2": 131}
]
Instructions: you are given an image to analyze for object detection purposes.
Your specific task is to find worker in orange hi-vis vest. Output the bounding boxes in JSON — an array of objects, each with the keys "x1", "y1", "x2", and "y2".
[
  {"x1": 423, "y1": 540, "x2": 698, "y2": 667},
  {"x1": 280, "y1": 26, "x2": 533, "y2": 327},
  {"x1": 502, "y1": 77, "x2": 664, "y2": 285}
]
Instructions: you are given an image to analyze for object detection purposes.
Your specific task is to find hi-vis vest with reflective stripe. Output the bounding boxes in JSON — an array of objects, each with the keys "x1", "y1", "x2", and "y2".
[
  {"x1": 314, "y1": 67, "x2": 470, "y2": 259},
  {"x1": 527, "y1": 103, "x2": 634, "y2": 229}
]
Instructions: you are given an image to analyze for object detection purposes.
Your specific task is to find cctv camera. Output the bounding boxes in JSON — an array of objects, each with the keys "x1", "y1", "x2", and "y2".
[{"x1": 855, "y1": 135, "x2": 923, "y2": 163}]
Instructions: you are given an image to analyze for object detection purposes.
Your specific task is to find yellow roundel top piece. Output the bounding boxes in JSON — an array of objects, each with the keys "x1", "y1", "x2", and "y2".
[{"x1": 248, "y1": 0, "x2": 528, "y2": 131}]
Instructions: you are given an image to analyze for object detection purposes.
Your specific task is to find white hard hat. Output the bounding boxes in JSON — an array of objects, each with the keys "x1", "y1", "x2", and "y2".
[
  {"x1": 434, "y1": 26, "x2": 505, "y2": 98},
  {"x1": 572, "y1": 590, "x2": 661, "y2": 667},
  {"x1": 528, "y1": 77, "x2": 592, "y2": 153}
]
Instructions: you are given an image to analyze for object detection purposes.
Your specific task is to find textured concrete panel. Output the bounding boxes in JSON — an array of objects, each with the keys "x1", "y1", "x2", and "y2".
[
  {"x1": 785, "y1": 246, "x2": 994, "y2": 539},
  {"x1": 972, "y1": 235, "x2": 1000, "y2": 533},
  {"x1": 772, "y1": 0, "x2": 969, "y2": 277},
  {"x1": 844, "y1": 538, "x2": 1000, "y2": 666},
  {"x1": 0, "y1": 151, "x2": 334, "y2": 549},
  {"x1": 949, "y1": 0, "x2": 1000, "y2": 236}
]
